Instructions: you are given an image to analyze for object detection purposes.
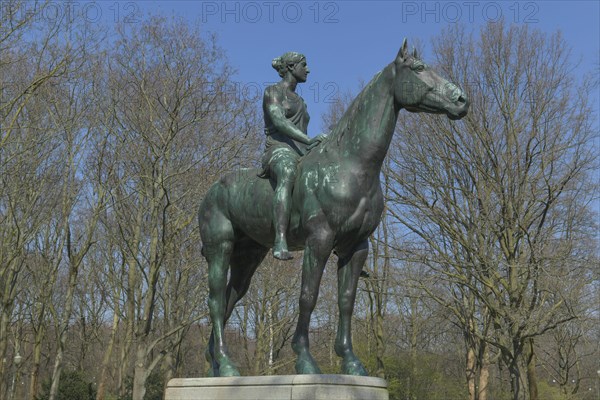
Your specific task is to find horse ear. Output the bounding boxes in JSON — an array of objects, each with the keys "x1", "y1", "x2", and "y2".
[
  {"x1": 412, "y1": 47, "x2": 418, "y2": 59},
  {"x1": 397, "y1": 38, "x2": 408, "y2": 61}
]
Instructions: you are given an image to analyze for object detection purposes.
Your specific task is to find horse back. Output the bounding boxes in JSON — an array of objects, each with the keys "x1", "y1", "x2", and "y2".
[{"x1": 199, "y1": 168, "x2": 276, "y2": 246}]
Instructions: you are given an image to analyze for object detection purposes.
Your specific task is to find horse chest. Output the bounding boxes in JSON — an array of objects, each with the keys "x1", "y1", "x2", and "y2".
[
  {"x1": 320, "y1": 176, "x2": 383, "y2": 237},
  {"x1": 295, "y1": 161, "x2": 383, "y2": 241}
]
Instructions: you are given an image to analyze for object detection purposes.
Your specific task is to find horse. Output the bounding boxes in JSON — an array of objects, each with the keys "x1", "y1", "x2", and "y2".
[{"x1": 198, "y1": 39, "x2": 469, "y2": 377}]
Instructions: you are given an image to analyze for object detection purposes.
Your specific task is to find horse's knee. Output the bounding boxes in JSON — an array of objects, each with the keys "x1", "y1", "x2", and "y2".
[
  {"x1": 299, "y1": 289, "x2": 318, "y2": 313},
  {"x1": 204, "y1": 241, "x2": 233, "y2": 260},
  {"x1": 338, "y1": 295, "x2": 355, "y2": 313}
]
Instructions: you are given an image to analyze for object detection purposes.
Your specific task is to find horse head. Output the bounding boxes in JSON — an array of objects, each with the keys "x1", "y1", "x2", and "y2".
[{"x1": 393, "y1": 39, "x2": 469, "y2": 120}]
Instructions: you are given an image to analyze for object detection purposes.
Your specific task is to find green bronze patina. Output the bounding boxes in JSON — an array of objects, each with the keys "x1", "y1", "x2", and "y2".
[
  {"x1": 258, "y1": 51, "x2": 324, "y2": 260},
  {"x1": 199, "y1": 40, "x2": 469, "y2": 377}
]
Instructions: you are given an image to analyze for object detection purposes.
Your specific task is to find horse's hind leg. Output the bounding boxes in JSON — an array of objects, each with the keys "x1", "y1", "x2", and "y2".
[
  {"x1": 335, "y1": 239, "x2": 369, "y2": 376},
  {"x1": 205, "y1": 238, "x2": 239, "y2": 376},
  {"x1": 225, "y1": 238, "x2": 268, "y2": 320},
  {"x1": 206, "y1": 238, "x2": 268, "y2": 376}
]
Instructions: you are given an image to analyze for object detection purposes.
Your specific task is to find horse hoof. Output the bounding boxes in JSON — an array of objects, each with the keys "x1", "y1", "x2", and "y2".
[
  {"x1": 295, "y1": 355, "x2": 322, "y2": 374},
  {"x1": 273, "y1": 249, "x2": 293, "y2": 260},
  {"x1": 273, "y1": 238, "x2": 293, "y2": 260},
  {"x1": 218, "y1": 363, "x2": 241, "y2": 377},
  {"x1": 342, "y1": 359, "x2": 368, "y2": 376}
]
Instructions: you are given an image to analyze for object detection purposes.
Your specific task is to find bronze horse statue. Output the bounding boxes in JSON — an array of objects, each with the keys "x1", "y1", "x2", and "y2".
[{"x1": 199, "y1": 40, "x2": 469, "y2": 377}]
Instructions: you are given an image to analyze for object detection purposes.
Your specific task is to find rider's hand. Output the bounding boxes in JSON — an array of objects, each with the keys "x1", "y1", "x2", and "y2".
[{"x1": 307, "y1": 133, "x2": 328, "y2": 151}]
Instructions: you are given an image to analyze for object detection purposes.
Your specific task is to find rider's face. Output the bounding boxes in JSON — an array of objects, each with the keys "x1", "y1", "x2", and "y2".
[{"x1": 291, "y1": 60, "x2": 309, "y2": 83}]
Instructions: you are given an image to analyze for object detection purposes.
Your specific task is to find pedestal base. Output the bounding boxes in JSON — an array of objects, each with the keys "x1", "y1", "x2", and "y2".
[{"x1": 165, "y1": 374, "x2": 389, "y2": 400}]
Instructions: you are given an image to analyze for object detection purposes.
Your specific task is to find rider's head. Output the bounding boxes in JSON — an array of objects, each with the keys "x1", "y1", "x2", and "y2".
[{"x1": 272, "y1": 52, "x2": 306, "y2": 78}]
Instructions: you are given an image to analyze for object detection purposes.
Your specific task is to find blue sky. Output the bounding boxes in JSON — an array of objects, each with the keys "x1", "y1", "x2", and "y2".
[
  {"x1": 60, "y1": 0, "x2": 597, "y2": 133},
  {"x1": 132, "y1": 0, "x2": 599, "y2": 132}
]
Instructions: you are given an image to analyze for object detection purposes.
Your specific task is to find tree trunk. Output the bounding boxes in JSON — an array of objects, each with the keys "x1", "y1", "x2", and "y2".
[
  {"x1": 0, "y1": 301, "x2": 12, "y2": 399},
  {"x1": 508, "y1": 361, "x2": 521, "y2": 400},
  {"x1": 367, "y1": 222, "x2": 388, "y2": 380},
  {"x1": 48, "y1": 252, "x2": 80, "y2": 400},
  {"x1": 131, "y1": 193, "x2": 163, "y2": 400},
  {"x1": 96, "y1": 307, "x2": 120, "y2": 400},
  {"x1": 13, "y1": 363, "x2": 23, "y2": 400},
  {"x1": 28, "y1": 301, "x2": 47, "y2": 400},
  {"x1": 373, "y1": 308, "x2": 385, "y2": 379},
  {"x1": 526, "y1": 338, "x2": 538, "y2": 400},
  {"x1": 478, "y1": 345, "x2": 490, "y2": 400},
  {"x1": 0, "y1": 258, "x2": 21, "y2": 399},
  {"x1": 268, "y1": 300, "x2": 275, "y2": 374},
  {"x1": 466, "y1": 345, "x2": 476, "y2": 400},
  {"x1": 132, "y1": 345, "x2": 149, "y2": 400},
  {"x1": 47, "y1": 344, "x2": 65, "y2": 400},
  {"x1": 253, "y1": 301, "x2": 267, "y2": 375},
  {"x1": 117, "y1": 335, "x2": 130, "y2": 398},
  {"x1": 119, "y1": 206, "x2": 144, "y2": 397},
  {"x1": 163, "y1": 350, "x2": 175, "y2": 385},
  {"x1": 409, "y1": 296, "x2": 419, "y2": 400}
]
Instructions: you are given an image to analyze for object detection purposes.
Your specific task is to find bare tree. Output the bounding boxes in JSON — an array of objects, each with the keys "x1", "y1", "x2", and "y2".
[
  {"x1": 363, "y1": 164, "x2": 393, "y2": 379},
  {"x1": 0, "y1": 2, "x2": 74, "y2": 395},
  {"x1": 536, "y1": 281, "x2": 599, "y2": 399},
  {"x1": 1, "y1": 3, "x2": 106, "y2": 397},
  {"x1": 387, "y1": 22, "x2": 598, "y2": 400},
  {"x1": 42, "y1": 23, "x2": 107, "y2": 400},
  {"x1": 100, "y1": 16, "x2": 260, "y2": 400},
  {"x1": 234, "y1": 258, "x2": 299, "y2": 376},
  {"x1": 0, "y1": 6, "x2": 285, "y2": 400}
]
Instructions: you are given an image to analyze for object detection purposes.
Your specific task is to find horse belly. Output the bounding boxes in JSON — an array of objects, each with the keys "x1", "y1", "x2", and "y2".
[{"x1": 221, "y1": 170, "x2": 307, "y2": 250}]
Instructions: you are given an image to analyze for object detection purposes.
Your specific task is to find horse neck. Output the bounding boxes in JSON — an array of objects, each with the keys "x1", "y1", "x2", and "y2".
[{"x1": 326, "y1": 63, "x2": 399, "y2": 170}]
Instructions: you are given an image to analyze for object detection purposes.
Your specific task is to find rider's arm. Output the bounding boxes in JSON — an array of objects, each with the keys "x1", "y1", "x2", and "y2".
[{"x1": 264, "y1": 88, "x2": 312, "y2": 145}]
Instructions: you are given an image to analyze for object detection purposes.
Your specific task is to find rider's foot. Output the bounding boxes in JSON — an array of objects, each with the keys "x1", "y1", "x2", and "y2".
[{"x1": 273, "y1": 239, "x2": 293, "y2": 260}]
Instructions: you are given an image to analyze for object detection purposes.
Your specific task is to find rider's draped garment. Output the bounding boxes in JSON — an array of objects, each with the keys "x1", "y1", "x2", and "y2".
[{"x1": 259, "y1": 84, "x2": 310, "y2": 177}]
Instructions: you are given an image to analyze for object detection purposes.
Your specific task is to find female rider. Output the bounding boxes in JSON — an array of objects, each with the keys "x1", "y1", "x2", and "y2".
[{"x1": 260, "y1": 52, "x2": 324, "y2": 260}]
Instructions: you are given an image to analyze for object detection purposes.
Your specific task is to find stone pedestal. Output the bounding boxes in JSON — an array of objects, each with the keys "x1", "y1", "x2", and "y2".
[{"x1": 165, "y1": 374, "x2": 389, "y2": 400}]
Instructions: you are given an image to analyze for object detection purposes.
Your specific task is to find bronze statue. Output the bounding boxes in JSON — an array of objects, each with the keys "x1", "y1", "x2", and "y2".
[{"x1": 199, "y1": 39, "x2": 469, "y2": 377}]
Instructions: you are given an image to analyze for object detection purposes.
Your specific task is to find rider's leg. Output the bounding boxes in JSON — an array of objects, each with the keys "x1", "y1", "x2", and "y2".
[{"x1": 271, "y1": 156, "x2": 296, "y2": 260}]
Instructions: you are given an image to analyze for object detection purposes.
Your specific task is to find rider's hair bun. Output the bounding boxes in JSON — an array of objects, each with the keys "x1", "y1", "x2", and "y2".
[
  {"x1": 272, "y1": 52, "x2": 305, "y2": 78},
  {"x1": 272, "y1": 57, "x2": 286, "y2": 77}
]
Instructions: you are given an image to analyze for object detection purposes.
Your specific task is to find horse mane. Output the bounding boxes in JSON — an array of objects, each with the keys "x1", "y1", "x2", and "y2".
[{"x1": 324, "y1": 63, "x2": 394, "y2": 148}]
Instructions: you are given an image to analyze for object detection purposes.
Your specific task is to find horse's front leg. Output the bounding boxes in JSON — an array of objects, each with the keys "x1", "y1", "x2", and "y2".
[
  {"x1": 335, "y1": 239, "x2": 369, "y2": 376},
  {"x1": 291, "y1": 229, "x2": 333, "y2": 374}
]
